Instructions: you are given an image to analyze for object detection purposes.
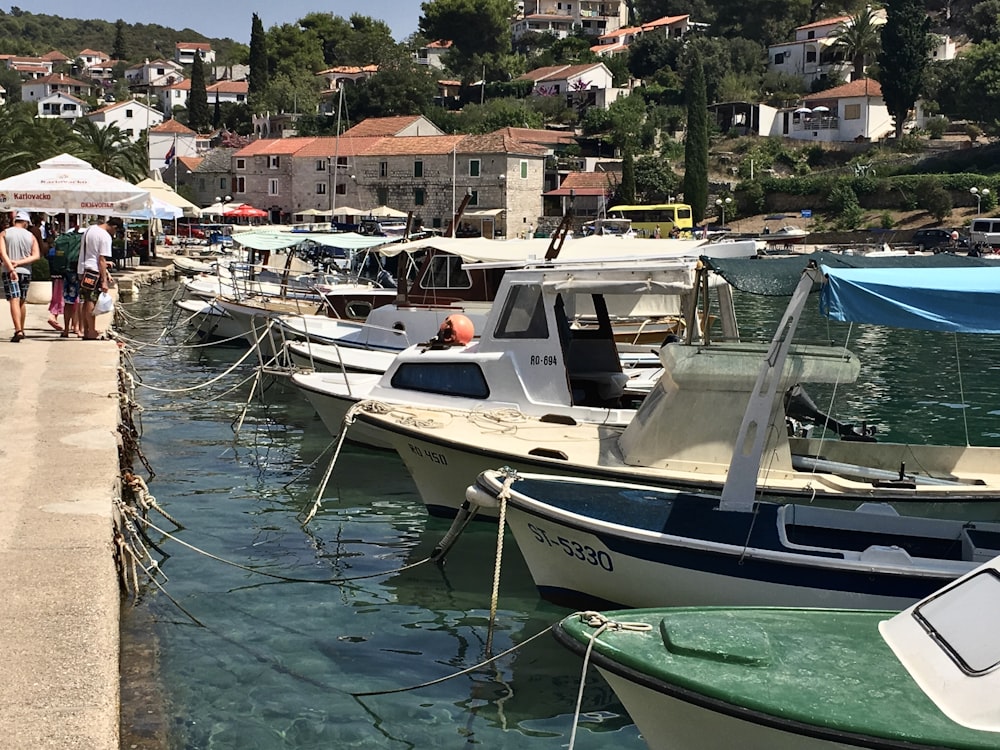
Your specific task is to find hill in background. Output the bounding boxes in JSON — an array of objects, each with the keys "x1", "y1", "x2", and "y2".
[{"x1": 0, "y1": 7, "x2": 242, "y2": 62}]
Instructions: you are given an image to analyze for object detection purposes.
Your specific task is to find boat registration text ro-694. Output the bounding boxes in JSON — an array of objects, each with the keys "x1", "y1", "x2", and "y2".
[{"x1": 530, "y1": 355, "x2": 558, "y2": 366}]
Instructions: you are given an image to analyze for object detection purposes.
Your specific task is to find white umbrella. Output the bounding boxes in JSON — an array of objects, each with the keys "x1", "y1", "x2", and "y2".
[
  {"x1": 794, "y1": 107, "x2": 812, "y2": 114},
  {"x1": 367, "y1": 205, "x2": 408, "y2": 218},
  {"x1": 0, "y1": 153, "x2": 150, "y2": 214},
  {"x1": 331, "y1": 206, "x2": 363, "y2": 216},
  {"x1": 811, "y1": 105, "x2": 831, "y2": 113},
  {"x1": 125, "y1": 196, "x2": 184, "y2": 220},
  {"x1": 135, "y1": 177, "x2": 201, "y2": 217}
]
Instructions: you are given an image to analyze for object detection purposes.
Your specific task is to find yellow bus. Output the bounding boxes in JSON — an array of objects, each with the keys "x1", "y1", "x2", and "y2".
[{"x1": 606, "y1": 203, "x2": 694, "y2": 236}]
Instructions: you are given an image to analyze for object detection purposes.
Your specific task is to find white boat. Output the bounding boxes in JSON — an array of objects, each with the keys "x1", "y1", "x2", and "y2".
[
  {"x1": 290, "y1": 257, "x2": 730, "y2": 447},
  {"x1": 551, "y1": 554, "x2": 1000, "y2": 749},
  {"x1": 345, "y1": 255, "x2": 1000, "y2": 520},
  {"x1": 466, "y1": 466, "x2": 993, "y2": 610}
]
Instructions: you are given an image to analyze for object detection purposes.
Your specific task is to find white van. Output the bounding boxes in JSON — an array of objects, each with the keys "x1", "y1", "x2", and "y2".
[{"x1": 970, "y1": 217, "x2": 1000, "y2": 249}]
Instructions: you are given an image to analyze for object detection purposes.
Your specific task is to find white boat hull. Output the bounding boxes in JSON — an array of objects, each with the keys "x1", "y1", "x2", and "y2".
[{"x1": 600, "y1": 671, "x2": 862, "y2": 750}]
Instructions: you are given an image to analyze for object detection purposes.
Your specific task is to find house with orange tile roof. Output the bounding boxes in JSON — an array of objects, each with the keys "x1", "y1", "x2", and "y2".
[
  {"x1": 36, "y1": 91, "x2": 87, "y2": 121},
  {"x1": 517, "y1": 62, "x2": 625, "y2": 109},
  {"x1": 160, "y1": 79, "x2": 248, "y2": 113},
  {"x1": 175, "y1": 42, "x2": 216, "y2": 66},
  {"x1": 340, "y1": 115, "x2": 445, "y2": 138},
  {"x1": 512, "y1": 0, "x2": 628, "y2": 40},
  {"x1": 124, "y1": 58, "x2": 184, "y2": 89},
  {"x1": 767, "y1": 11, "x2": 885, "y2": 88},
  {"x1": 22, "y1": 72, "x2": 93, "y2": 103},
  {"x1": 591, "y1": 15, "x2": 690, "y2": 56},
  {"x1": 149, "y1": 118, "x2": 198, "y2": 172},
  {"x1": 77, "y1": 49, "x2": 110, "y2": 66},
  {"x1": 5, "y1": 55, "x2": 55, "y2": 79},
  {"x1": 87, "y1": 99, "x2": 164, "y2": 141},
  {"x1": 414, "y1": 40, "x2": 452, "y2": 70},
  {"x1": 542, "y1": 169, "x2": 617, "y2": 218}
]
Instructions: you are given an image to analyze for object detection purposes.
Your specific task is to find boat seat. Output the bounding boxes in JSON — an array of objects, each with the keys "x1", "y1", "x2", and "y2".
[{"x1": 570, "y1": 371, "x2": 630, "y2": 401}]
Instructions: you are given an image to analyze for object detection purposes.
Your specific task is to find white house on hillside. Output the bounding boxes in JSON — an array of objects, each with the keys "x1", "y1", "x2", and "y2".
[
  {"x1": 517, "y1": 62, "x2": 625, "y2": 109},
  {"x1": 512, "y1": 0, "x2": 629, "y2": 39},
  {"x1": 781, "y1": 78, "x2": 892, "y2": 142},
  {"x1": 125, "y1": 58, "x2": 184, "y2": 89},
  {"x1": 21, "y1": 73, "x2": 93, "y2": 103},
  {"x1": 148, "y1": 118, "x2": 199, "y2": 172},
  {"x1": 591, "y1": 14, "x2": 690, "y2": 56},
  {"x1": 175, "y1": 42, "x2": 216, "y2": 66},
  {"x1": 87, "y1": 99, "x2": 164, "y2": 140},
  {"x1": 36, "y1": 91, "x2": 87, "y2": 121}
]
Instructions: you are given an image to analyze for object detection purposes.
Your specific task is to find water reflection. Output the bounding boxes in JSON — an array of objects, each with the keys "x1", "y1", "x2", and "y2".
[{"x1": 121, "y1": 285, "x2": 640, "y2": 750}]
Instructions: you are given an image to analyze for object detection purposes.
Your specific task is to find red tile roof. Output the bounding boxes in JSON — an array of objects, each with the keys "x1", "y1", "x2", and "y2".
[
  {"x1": 803, "y1": 78, "x2": 882, "y2": 100},
  {"x1": 516, "y1": 63, "x2": 605, "y2": 83},
  {"x1": 150, "y1": 119, "x2": 196, "y2": 134},
  {"x1": 176, "y1": 42, "x2": 213, "y2": 49},
  {"x1": 29, "y1": 73, "x2": 90, "y2": 87},
  {"x1": 340, "y1": 115, "x2": 426, "y2": 137},
  {"x1": 796, "y1": 15, "x2": 850, "y2": 30},
  {"x1": 361, "y1": 134, "x2": 467, "y2": 156}
]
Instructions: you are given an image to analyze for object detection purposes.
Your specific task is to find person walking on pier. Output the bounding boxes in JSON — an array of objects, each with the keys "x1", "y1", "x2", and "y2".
[
  {"x1": 1, "y1": 210, "x2": 41, "y2": 342},
  {"x1": 77, "y1": 217, "x2": 120, "y2": 341}
]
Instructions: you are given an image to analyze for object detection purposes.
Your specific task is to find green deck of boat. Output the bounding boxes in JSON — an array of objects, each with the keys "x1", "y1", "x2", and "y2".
[{"x1": 558, "y1": 607, "x2": 996, "y2": 748}]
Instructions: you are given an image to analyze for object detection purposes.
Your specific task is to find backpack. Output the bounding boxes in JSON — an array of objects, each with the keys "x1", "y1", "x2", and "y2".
[{"x1": 49, "y1": 231, "x2": 82, "y2": 276}]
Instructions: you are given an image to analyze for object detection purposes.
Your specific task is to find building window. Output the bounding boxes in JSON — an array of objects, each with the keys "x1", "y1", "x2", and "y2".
[
  {"x1": 774, "y1": 52, "x2": 785, "y2": 64},
  {"x1": 432, "y1": 217, "x2": 442, "y2": 228},
  {"x1": 316, "y1": 159, "x2": 326, "y2": 172},
  {"x1": 234, "y1": 176, "x2": 245, "y2": 193},
  {"x1": 125, "y1": 108, "x2": 133, "y2": 118},
  {"x1": 236, "y1": 158, "x2": 246, "y2": 170},
  {"x1": 335, "y1": 183, "x2": 347, "y2": 195},
  {"x1": 268, "y1": 178, "x2": 279, "y2": 196},
  {"x1": 469, "y1": 159, "x2": 481, "y2": 177},
  {"x1": 268, "y1": 155, "x2": 280, "y2": 169},
  {"x1": 807, "y1": 30, "x2": 815, "y2": 39},
  {"x1": 377, "y1": 187, "x2": 388, "y2": 205},
  {"x1": 415, "y1": 187, "x2": 425, "y2": 205},
  {"x1": 520, "y1": 160, "x2": 528, "y2": 179},
  {"x1": 316, "y1": 182, "x2": 327, "y2": 195},
  {"x1": 844, "y1": 104, "x2": 861, "y2": 120},
  {"x1": 469, "y1": 190, "x2": 479, "y2": 206},
  {"x1": 198, "y1": 178, "x2": 205, "y2": 190},
  {"x1": 380, "y1": 161, "x2": 388, "y2": 177},
  {"x1": 805, "y1": 50, "x2": 817, "y2": 63},
  {"x1": 414, "y1": 160, "x2": 423, "y2": 177}
]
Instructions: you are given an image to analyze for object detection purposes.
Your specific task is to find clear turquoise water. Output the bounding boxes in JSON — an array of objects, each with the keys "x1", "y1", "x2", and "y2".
[
  {"x1": 120, "y1": 282, "x2": 1000, "y2": 750},
  {"x1": 122, "y1": 284, "x2": 641, "y2": 750}
]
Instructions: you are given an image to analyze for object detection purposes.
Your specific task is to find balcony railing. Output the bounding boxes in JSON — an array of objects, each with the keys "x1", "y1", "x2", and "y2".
[{"x1": 793, "y1": 116, "x2": 839, "y2": 130}]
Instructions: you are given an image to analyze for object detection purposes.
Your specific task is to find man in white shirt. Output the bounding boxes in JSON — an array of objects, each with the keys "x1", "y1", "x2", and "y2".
[{"x1": 77, "y1": 216, "x2": 121, "y2": 340}]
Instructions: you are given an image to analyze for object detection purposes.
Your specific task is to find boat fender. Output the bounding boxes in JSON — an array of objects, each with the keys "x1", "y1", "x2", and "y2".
[
  {"x1": 420, "y1": 314, "x2": 475, "y2": 350},
  {"x1": 430, "y1": 499, "x2": 480, "y2": 563},
  {"x1": 465, "y1": 483, "x2": 499, "y2": 510}
]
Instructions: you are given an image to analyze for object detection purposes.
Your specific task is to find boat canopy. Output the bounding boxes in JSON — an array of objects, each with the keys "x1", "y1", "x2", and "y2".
[
  {"x1": 232, "y1": 230, "x2": 397, "y2": 252},
  {"x1": 820, "y1": 265, "x2": 1000, "y2": 334},
  {"x1": 703, "y1": 251, "x2": 995, "y2": 296}
]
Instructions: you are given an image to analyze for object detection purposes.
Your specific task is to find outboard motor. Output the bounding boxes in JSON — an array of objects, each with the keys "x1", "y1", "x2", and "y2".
[{"x1": 784, "y1": 384, "x2": 877, "y2": 442}]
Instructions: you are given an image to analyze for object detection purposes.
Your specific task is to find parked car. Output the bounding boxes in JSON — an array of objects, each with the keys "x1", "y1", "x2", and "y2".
[
  {"x1": 176, "y1": 222, "x2": 206, "y2": 240},
  {"x1": 911, "y1": 228, "x2": 968, "y2": 251}
]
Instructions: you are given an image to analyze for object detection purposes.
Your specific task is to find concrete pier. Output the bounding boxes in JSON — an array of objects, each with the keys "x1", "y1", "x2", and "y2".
[{"x1": 0, "y1": 262, "x2": 174, "y2": 749}]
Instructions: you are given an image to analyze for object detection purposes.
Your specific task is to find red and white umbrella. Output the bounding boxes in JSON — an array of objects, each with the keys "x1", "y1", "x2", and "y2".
[
  {"x1": 224, "y1": 203, "x2": 268, "y2": 218},
  {"x1": 0, "y1": 153, "x2": 150, "y2": 215}
]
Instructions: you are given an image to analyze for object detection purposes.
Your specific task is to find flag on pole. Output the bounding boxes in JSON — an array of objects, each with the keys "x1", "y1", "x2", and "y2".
[{"x1": 164, "y1": 144, "x2": 176, "y2": 167}]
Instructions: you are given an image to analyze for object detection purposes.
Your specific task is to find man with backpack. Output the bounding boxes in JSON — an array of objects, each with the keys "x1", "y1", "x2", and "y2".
[
  {"x1": 77, "y1": 217, "x2": 120, "y2": 340},
  {"x1": 50, "y1": 223, "x2": 84, "y2": 337}
]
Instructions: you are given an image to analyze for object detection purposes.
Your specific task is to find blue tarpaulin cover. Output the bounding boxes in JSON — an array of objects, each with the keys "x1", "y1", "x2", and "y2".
[{"x1": 820, "y1": 265, "x2": 1000, "y2": 333}]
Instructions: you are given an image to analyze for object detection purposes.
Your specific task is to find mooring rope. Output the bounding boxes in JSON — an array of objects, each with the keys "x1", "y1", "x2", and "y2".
[
  {"x1": 568, "y1": 611, "x2": 652, "y2": 750},
  {"x1": 350, "y1": 625, "x2": 554, "y2": 697},
  {"x1": 485, "y1": 470, "x2": 516, "y2": 653}
]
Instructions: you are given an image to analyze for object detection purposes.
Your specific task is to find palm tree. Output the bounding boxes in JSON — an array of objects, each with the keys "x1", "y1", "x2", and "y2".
[
  {"x1": 71, "y1": 119, "x2": 148, "y2": 181},
  {"x1": 830, "y1": 6, "x2": 883, "y2": 81}
]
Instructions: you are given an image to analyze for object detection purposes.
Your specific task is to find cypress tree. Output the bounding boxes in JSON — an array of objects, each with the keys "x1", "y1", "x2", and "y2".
[
  {"x1": 112, "y1": 19, "x2": 128, "y2": 61},
  {"x1": 682, "y1": 47, "x2": 709, "y2": 225},
  {"x1": 620, "y1": 146, "x2": 636, "y2": 203},
  {"x1": 878, "y1": 0, "x2": 931, "y2": 139},
  {"x1": 188, "y1": 53, "x2": 210, "y2": 132},
  {"x1": 249, "y1": 13, "x2": 269, "y2": 111}
]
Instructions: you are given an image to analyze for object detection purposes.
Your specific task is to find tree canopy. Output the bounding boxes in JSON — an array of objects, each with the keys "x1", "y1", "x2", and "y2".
[{"x1": 878, "y1": 0, "x2": 932, "y2": 138}]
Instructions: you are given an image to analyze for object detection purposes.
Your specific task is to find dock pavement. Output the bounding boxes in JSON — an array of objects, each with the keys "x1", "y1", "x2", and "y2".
[{"x1": 0, "y1": 259, "x2": 174, "y2": 750}]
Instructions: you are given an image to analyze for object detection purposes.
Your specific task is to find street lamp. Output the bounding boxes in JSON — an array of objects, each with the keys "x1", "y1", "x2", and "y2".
[
  {"x1": 715, "y1": 196, "x2": 732, "y2": 227},
  {"x1": 971, "y1": 187, "x2": 990, "y2": 216}
]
